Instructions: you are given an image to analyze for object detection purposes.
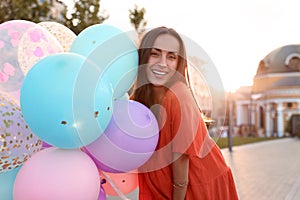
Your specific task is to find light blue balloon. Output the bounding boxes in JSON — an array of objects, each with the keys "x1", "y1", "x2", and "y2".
[
  {"x1": 70, "y1": 24, "x2": 123, "y2": 57},
  {"x1": 20, "y1": 53, "x2": 113, "y2": 149},
  {"x1": 90, "y1": 34, "x2": 138, "y2": 99},
  {"x1": 0, "y1": 166, "x2": 21, "y2": 200},
  {"x1": 70, "y1": 24, "x2": 138, "y2": 99},
  {"x1": 118, "y1": 92, "x2": 129, "y2": 100}
]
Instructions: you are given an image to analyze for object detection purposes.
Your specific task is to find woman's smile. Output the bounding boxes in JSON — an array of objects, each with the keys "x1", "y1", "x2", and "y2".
[{"x1": 152, "y1": 69, "x2": 168, "y2": 76}]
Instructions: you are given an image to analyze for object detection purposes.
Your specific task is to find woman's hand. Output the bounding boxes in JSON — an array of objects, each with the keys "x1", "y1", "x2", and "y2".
[{"x1": 172, "y1": 152, "x2": 189, "y2": 200}]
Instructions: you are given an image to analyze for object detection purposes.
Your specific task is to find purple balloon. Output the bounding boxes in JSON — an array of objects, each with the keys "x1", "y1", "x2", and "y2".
[
  {"x1": 41, "y1": 141, "x2": 52, "y2": 149},
  {"x1": 98, "y1": 185, "x2": 106, "y2": 200},
  {"x1": 84, "y1": 100, "x2": 159, "y2": 173}
]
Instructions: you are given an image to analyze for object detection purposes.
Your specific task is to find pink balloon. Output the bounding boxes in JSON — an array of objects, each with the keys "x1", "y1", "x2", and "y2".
[
  {"x1": 84, "y1": 100, "x2": 159, "y2": 173},
  {"x1": 13, "y1": 147, "x2": 100, "y2": 200},
  {"x1": 100, "y1": 170, "x2": 138, "y2": 196}
]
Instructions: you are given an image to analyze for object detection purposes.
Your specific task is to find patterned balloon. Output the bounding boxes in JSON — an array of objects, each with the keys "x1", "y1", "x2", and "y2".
[
  {"x1": 18, "y1": 25, "x2": 64, "y2": 76},
  {"x1": 38, "y1": 21, "x2": 76, "y2": 52},
  {"x1": 0, "y1": 20, "x2": 37, "y2": 93},
  {"x1": 0, "y1": 93, "x2": 42, "y2": 173}
]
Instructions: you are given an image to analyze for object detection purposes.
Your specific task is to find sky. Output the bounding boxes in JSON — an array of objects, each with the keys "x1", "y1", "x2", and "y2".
[{"x1": 64, "y1": 0, "x2": 300, "y2": 91}]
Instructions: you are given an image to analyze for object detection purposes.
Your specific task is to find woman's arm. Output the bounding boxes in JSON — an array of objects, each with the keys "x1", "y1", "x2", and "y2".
[{"x1": 172, "y1": 152, "x2": 189, "y2": 200}]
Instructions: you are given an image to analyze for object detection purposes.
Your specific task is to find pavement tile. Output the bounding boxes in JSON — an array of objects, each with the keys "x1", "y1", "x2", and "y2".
[
  {"x1": 221, "y1": 137, "x2": 300, "y2": 200},
  {"x1": 106, "y1": 137, "x2": 300, "y2": 200}
]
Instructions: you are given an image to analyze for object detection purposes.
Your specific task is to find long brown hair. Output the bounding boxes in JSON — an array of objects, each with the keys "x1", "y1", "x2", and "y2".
[{"x1": 132, "y1": 27, "x2": 189, "y2": 108}]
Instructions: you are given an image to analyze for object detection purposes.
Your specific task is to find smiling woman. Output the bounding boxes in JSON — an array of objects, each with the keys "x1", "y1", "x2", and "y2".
[{"x1": 131, "y1": 26, "x2": 239, "y2": 200}]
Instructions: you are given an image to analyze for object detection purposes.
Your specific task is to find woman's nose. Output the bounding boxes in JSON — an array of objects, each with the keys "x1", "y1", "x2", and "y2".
[{"x1": 158, "y1": 54, "x2": 167, "y2": 67}]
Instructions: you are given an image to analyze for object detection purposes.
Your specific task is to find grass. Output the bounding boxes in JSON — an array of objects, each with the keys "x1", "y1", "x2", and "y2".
[{"x1": 213, "y1": 136, "x2": 283, "y2": 149}]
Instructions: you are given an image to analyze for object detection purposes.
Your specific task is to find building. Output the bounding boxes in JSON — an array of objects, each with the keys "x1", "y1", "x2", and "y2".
[
  {"x1": 39, "y1": 0, "x2": 65, "y2": 22},
  {"x1": 235, "y1": 44, "x2": 300, "y2": 137}
]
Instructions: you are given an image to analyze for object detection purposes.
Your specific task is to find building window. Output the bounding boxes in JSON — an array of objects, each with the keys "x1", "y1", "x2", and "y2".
[{"x1": 285, "y1": 53, "x2": 300, "y2": 71}]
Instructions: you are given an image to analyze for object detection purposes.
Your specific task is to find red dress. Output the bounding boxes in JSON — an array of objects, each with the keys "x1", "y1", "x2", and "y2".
[{"x1": 138, "y1": 82, "x2": 239, "y2": 200}]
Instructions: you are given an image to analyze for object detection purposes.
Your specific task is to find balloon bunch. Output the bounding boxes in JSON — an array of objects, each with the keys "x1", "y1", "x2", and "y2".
[
  {"x1": 0, "y1": 19, "x2": 72, "y2": 200},
  {"x1": 0, "y1": 20, "x2": 159, "y2": 200}
]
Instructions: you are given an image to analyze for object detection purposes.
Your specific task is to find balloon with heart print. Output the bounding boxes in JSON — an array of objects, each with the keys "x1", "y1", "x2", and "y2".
[
  {"x1": 18, "y1": 24, "x2": 64, "y2": 76},
  {"x1": 38, "y1": 21, "x2": 76, "y2": 52},
  {"x1": 0, "y1": 20, "x2": 37, "y2": 93}
]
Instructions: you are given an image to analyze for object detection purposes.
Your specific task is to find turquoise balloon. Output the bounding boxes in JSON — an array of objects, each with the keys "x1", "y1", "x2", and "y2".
[
  {"x1": 70, "y1": 24, "x2": 123, "y2": 57},
  {"x1": 0, "y1": 166, "x2": 21, "y2": 200},
  {"x1": 70, "y1": 24, "x2": 138, "y2": 99},
  {"x1": 20, "y1": 53, "x2": 113, "y2": 149}
]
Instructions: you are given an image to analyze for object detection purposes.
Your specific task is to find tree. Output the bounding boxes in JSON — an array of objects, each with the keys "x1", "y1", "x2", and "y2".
[
  {"x1": 129, "y1": 4, "x2": 147, "y2": 37},
  {"x1": 64, "y1": 0, "x2": 108, "y2": 35},
  {"x1": 0, "y1": 0, "x2": 52, "y2": 24}
]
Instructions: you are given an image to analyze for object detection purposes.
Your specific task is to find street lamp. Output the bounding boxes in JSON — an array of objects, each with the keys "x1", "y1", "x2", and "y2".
[{"x1": 228, "y1": 92, "x2": 233, "y2": 152}]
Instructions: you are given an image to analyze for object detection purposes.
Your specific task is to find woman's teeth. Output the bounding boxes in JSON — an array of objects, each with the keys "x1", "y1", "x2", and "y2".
[{"x1": 152, "y1": 69, "x2": 167, "y2": 75}]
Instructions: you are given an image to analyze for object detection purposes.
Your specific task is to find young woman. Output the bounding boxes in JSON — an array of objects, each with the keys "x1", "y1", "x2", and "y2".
[{"x1": 132, "y1": 27, "x2": 238, "y2": 200}]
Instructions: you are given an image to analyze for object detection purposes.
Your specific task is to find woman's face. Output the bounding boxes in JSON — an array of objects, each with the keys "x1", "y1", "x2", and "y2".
[{"x1": 146, "y1": 34, "x2": 180, "y2": 86}]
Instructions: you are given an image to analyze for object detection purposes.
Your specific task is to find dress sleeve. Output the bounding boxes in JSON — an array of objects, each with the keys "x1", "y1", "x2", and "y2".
[{"x1": 167, "y1": 82, "x2": 208, "y2": 157}]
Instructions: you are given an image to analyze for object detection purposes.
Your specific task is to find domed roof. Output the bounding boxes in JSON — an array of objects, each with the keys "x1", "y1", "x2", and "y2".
[
  {"x1": 268, "y1": 77, "x2": 300, "y2": 89},
  {"x1": 256, "y1": 44, "x2": 300, "y2": 75}
]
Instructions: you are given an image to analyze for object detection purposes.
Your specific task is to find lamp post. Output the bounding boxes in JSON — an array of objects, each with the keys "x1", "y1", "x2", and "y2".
[
  {"x1": 249, "y1": 92, "x2": 253, "y2": 137},
  {"x1": 228, "y1": 92, "x2": 233, "y2": 152}
]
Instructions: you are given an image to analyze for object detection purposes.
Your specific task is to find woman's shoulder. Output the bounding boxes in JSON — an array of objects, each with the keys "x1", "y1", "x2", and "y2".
[
  {"x1": 167, "y1": 81, "x2": 194, "y2": 102},
  {"x1": 170, "y1": 81, "x2": 189, "y2": 91},
  {"x1": 161, "y1": 82, "x2": 199, "y2": 115}
]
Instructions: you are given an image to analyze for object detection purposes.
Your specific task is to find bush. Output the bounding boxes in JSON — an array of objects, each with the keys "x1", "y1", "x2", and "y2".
[{"x1": 213, "y1": 136, "x2": 282, "y2": 149}]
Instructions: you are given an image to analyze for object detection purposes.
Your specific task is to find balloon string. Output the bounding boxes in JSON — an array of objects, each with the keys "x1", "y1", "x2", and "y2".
[{"x1": 102, "y1": 172, "x2": 130, "y2": 200}]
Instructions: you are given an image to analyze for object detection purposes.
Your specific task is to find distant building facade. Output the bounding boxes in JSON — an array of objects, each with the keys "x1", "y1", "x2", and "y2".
[
  {"x1": 39, "y1": 0, "x2": 65, "y2": 22},
  {"x1": 235, "y1": 44, "x2": 300, "y2": 137}
]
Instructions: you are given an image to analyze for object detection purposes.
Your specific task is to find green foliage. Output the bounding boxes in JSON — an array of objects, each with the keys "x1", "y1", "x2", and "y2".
[
  {"x1": 0, "y1": 0, "x2": 52, "y2": 23},
  {"x1": 65, "y1": 0, "x2": 108, "y2": 35},
  {"x1": 0, "y1": 0, "x2": 108, "y2": 35},
  {"x1": 214, "y1": 136, "x2": 281, "y2": 149},
  {"x1": 129, "y1": 4, "x2": 147, "y2": 36}
]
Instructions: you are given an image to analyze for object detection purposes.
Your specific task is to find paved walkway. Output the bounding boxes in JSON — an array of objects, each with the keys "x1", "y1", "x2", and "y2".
[
  {"x1": 107, "y1": 137, "x2": 300, "y2": 200},
  {"x1": 221, "y1": 137, "x2": 300, "y2": 200}
]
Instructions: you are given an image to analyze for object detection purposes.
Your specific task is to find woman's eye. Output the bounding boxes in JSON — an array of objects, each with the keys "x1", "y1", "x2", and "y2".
[
  {"x1": 168, "y1": 54, "x2": 177, "y2": 60},
  {"x1": 150, "y1": 52, "x2": 159, "y2": 57}
]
